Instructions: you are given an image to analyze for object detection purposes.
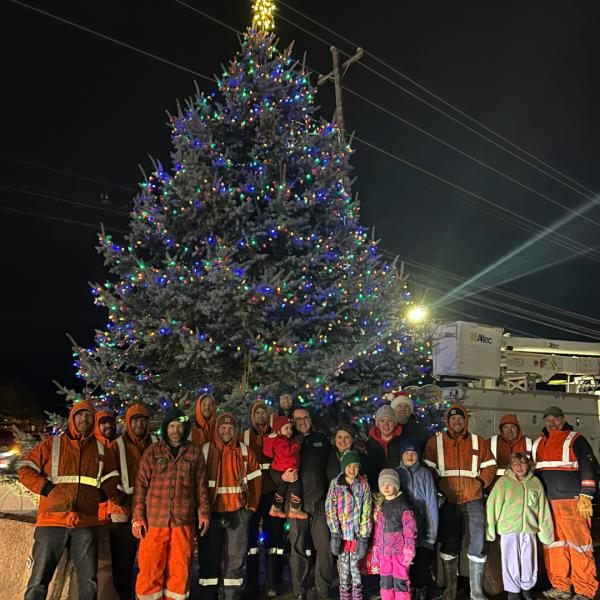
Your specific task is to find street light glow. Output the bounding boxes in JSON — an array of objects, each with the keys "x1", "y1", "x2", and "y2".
[{"x1": 407, "y1": 306, "x2": 428, "y2": 323}]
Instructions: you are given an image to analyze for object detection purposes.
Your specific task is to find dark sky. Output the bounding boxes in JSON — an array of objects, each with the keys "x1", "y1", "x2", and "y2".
[{"x1": 2, "y1": 0, "x2": 599, "y2": 412}]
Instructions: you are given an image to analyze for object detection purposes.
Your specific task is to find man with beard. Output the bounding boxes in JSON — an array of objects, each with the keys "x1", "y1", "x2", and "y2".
[
  {"x1": 133, "y1": 407, "x2": 210, "y2": 600},
  {"x1": 108, "y1": 404, "x2": 157, "y2": 600},
  {"x1": 242, "y1": 401, "x2": 285, "y2": 597},
  {"x1": 191, "y1": 392, "x2": 217, "y2": 446},
  {"x1": 199, "y1": 413, "x2": 262, "y2": 600}
]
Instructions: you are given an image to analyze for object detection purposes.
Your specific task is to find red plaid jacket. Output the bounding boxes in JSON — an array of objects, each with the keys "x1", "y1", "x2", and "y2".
[{"x1": 132, "y1": 440, "x2": 210, "y2": 528}]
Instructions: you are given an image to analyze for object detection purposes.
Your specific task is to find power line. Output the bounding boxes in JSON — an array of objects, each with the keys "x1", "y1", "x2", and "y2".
[
  {"x1": 3, "y1": 156, "x2": 137, "y2": 193},
  {"x1": 341, "y1": 84, "x2": 600, "y2": 228},
  {"x1": 277, "y1": 1, "x2": 598, "y2": 201},
  {"x1": 383, "y1": 250, "x2": 600, "y2": 326},
  {"x1": 0, "y1": 205, "x2": 127, "y2": 234},
  {"x1": 355, "y1": 136, "x2": 600, "y2": 262},
  {"x1": 8, "y1": 0, "x2": 214, "y2": 82},
  {"x1": 0, "y1": 183, "x2": 130, "y2": 218}
]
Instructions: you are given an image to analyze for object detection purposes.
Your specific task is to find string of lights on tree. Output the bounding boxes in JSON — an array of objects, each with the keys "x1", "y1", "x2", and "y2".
[{"x1": 65, "y1": 0, "x2": 434, "y2": 427}]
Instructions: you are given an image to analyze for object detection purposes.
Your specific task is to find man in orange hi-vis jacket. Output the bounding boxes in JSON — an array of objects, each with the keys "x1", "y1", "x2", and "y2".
[
  {"x1": 534, "y1": 406, "x2": 598, "y2": 600},
  {"x1": 198, "y1": 412, "x2": 262, "y2": 600},
  {"x1": 424, "y1": 404, "x2": 497, "y2": 600},
  {"x1": 18, "y1": 399, "x2": 122, "y2": 600},
  {"x1": 132, "y1": 407, "x2": 210, "y2": 600}
]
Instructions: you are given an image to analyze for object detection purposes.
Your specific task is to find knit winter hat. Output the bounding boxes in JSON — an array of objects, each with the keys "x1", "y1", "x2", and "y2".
[
  {"x1": 447, "y1": 406, "x2": 466, "y2": 420},
  {"x1": 399, "y1": 437, "x2": 420, "y2": 457},
  {"x1": 389, "y1": 391, "x2": 413, "y2": 413},
  {"x1": 340, "y1": 450, "x2": 361, "y2": 473},
  {"x1": 272, "y1": 415, "x2": 291, "y2": 433},
  {"x1": 375, "y1": 404, "x2": 397, "y2": 424},
  {"x1": 378, "y1": 468, "x2": 400, "y2": 490}
]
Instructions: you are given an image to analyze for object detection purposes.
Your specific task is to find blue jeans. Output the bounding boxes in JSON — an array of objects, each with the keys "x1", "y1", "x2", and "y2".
[{"x1": 25, "y1": 525, "x2": 98, "y2": 600}]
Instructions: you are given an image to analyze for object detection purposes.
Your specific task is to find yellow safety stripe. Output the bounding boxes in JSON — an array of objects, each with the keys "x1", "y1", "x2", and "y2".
[
  {"x1": 49, "y1": 435, "x2": 106, "y2": 488},
  {"x1": 116, "y1": 436, "x2": 133, "y2": 494}
]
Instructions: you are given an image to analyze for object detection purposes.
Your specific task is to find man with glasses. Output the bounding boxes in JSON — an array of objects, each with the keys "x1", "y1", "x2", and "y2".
[{"x1": 288, "y1": 407, "x2": 334, "y2": 600}]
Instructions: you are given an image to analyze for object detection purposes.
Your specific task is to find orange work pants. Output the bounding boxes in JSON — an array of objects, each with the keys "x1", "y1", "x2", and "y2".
[
  {"x1": 543, "y1": 498, "x2": 598, "y2": 598},
  {"x1": 136, "y1": 524, "x2": 194, "y2": 600}
]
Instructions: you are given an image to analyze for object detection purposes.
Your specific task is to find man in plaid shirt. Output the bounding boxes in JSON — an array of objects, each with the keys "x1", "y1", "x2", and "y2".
[{"x1": 132, "y1": 407, "x2": 210, "y2": 600}]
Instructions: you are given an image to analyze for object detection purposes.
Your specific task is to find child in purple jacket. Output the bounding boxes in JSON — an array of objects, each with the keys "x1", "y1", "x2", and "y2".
[{"x1": 374, "y1": 468, "x2": 417, "y2": 600}]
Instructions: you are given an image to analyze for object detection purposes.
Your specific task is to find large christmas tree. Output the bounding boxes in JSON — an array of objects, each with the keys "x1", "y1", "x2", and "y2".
[{"x1": 69, "y1": 1, "x2": 431, "y2": 426}]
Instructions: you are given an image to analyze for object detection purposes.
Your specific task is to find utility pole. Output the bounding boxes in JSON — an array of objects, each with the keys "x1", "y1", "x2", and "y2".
[{"x1": 317, "y1": 46, "x2": 363, "y2": 138}]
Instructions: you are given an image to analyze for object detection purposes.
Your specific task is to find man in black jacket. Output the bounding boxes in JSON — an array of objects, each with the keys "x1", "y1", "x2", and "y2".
[
  {"x1": 390, "y1": 391, "x2": 432, "y2": 453},
  {"x1": 288, "y1": 407, "x2": 334, "y2": 600}
]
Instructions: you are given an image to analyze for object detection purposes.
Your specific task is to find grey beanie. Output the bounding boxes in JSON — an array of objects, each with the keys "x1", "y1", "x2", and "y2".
[
  {"x1": 378, "y1": 468, "x2": 400, "y2": 490},
  {"x1": 375, "y1": 404, "x2": 397, "y2": 424}
]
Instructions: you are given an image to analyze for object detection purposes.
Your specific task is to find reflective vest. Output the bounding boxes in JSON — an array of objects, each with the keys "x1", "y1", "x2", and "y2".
[
  {"x1": 532, "y1": 431, "x2": 580, "y2": 471},
  {"x1": 48, "y1": 435, "x2": 117, "y2": 488},
  {"x1": 490, "y1": 434, "x2": 533, "y2": 476},
  {"x1": 435, "y1": 432, "x2": 496, "y2": 477},
  {"x1": 115, "y1": 434, "x2": 158, "y2": 494},
  {"x1": 242, "y1": 429, "x2": 272, "y2": 472},
  {"x1": 202, "y1": 441, "x2": 262, "y2": 495}
]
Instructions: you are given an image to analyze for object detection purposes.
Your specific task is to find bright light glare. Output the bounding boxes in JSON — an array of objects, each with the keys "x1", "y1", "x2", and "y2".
[{"x1": 407, "y1": 306, "x2": 428, "y2": 323}]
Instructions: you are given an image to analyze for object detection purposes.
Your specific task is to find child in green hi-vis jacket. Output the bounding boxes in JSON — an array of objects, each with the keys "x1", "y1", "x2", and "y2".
[{"x1": 486, "y1": 452, "x2": 554, "y2": 600}]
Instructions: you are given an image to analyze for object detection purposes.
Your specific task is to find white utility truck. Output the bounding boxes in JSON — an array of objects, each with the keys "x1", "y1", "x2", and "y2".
[{"x1": 432, "y1": 321, "x2": 600, "y2": 454}]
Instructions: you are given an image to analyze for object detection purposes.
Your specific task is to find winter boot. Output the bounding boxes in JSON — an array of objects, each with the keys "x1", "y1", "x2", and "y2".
[
  {"x1": 265, "y1": 553, "x2": 279, "y2": 598},
  {"x1": 352, "y1": 585, "x2": 363, "y2": 600},
  {"x1": 507, "y1": 593, "x2": 521, "y2": 600},
  {"x1": 521, "y1": 591, "x2": 534, "y2": 600},
  {"x1": 468, "y1": 560, "x2": 487, "y2": 600},
  {"x1": 339, "y1": 585, "x2": 352, "y2": 600},
  {"x1": 441, "y1": 556, "x2": 458, "y2": 600},
  {"x1": 543, "y1": 589, "x2": 572, "y2": 600}
]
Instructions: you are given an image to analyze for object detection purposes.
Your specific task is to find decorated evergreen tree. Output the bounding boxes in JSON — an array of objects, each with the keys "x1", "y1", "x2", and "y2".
[{"x1": 69, "y1": 1, "x2": 431, "y2": 427}]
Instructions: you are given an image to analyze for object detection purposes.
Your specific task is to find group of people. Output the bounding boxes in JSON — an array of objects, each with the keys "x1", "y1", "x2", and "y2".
[{"x1": 16, "y1": 389, "x2": 599, "y2": 600}]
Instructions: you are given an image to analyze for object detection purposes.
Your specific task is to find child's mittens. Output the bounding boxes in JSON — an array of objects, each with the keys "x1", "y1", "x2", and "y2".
[
  {"x1": 356, "y1": 537, "x2": 369, "y2": 559},
  {"x1": 330, "y1": 533, "x2": 342, "y2": 556},
  {"x1": 402, "y1": 549, "x2": 415, "y2": 567}
]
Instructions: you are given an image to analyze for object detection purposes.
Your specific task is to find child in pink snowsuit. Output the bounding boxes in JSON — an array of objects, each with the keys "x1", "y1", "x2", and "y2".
[{"x1": 374, "y1": 468, "x2": 417, "y2": 600}]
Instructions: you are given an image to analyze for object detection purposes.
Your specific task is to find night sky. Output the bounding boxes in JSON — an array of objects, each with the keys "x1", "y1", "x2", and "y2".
[{"x1": 2, "y1": 0, "x2": 599, "y2": 413}]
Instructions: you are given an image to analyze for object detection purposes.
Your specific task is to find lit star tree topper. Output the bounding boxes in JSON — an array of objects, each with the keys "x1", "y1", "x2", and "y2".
[
  {"x1": 66, "y1": 8, "x2": 431, "y2": 427},
  {"x1": 252, "y1": 0, "x2": 276, "y2": 33}
]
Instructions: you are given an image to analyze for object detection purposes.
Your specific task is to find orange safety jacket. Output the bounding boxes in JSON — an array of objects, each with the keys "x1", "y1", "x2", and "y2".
[
  {"x1": 109, "y1": 404, "x2": 158, "y2": 522},
  {"x1": 203, "y1": 413, "x2": 262, "y2": 513},
  {"x1": 242, "y1": 401, "x2": 276, "y2": 496},
  {"x1": 190, "y1": 394, "x2": 216, "y2": 447},
  {"x1": 424, "y1": 404, "x2": 497, "y2": 504},
  {"x1": 532, "y1": 425, "x2": 597, "y2": 499},
  {"x1": 18, "y1": 400, "x2": 121, "y2": 528},
  {"x1": 93, "y1": 410, "x2": 117, "y2": 523},
  {"x1": 490, "y1": 414, "x2": 532, "y2": 476}
]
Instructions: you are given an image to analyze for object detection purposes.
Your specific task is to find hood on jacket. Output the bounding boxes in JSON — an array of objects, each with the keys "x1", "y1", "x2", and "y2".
[
  {"x1": 445, "y1": 403, "x2": 469, "y2": 438},
  {"x1": 215, "y1": 412, "x2": 239, "y2": 449},
  {"x1": 250, "y1": 401, "x2": 270, "y2": 434},
  {"x1": 68, "y1": 399, "x2": 96, "y2": 441},
  {"x1": 195, "y1": 393, "x2": 216, "y2": 431},
  {"x1": 93, "y1": 410, "x2": 116, "y2": 445},
  {"x1": 498, "y1": 413, "x2": 524, "y2": 442},
  {"x1": 125, "y1": 403, "x2": 151, "y2": 448},
  {"x1": 161, "y1": 407, "x2": 192, "y2": 444}
]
